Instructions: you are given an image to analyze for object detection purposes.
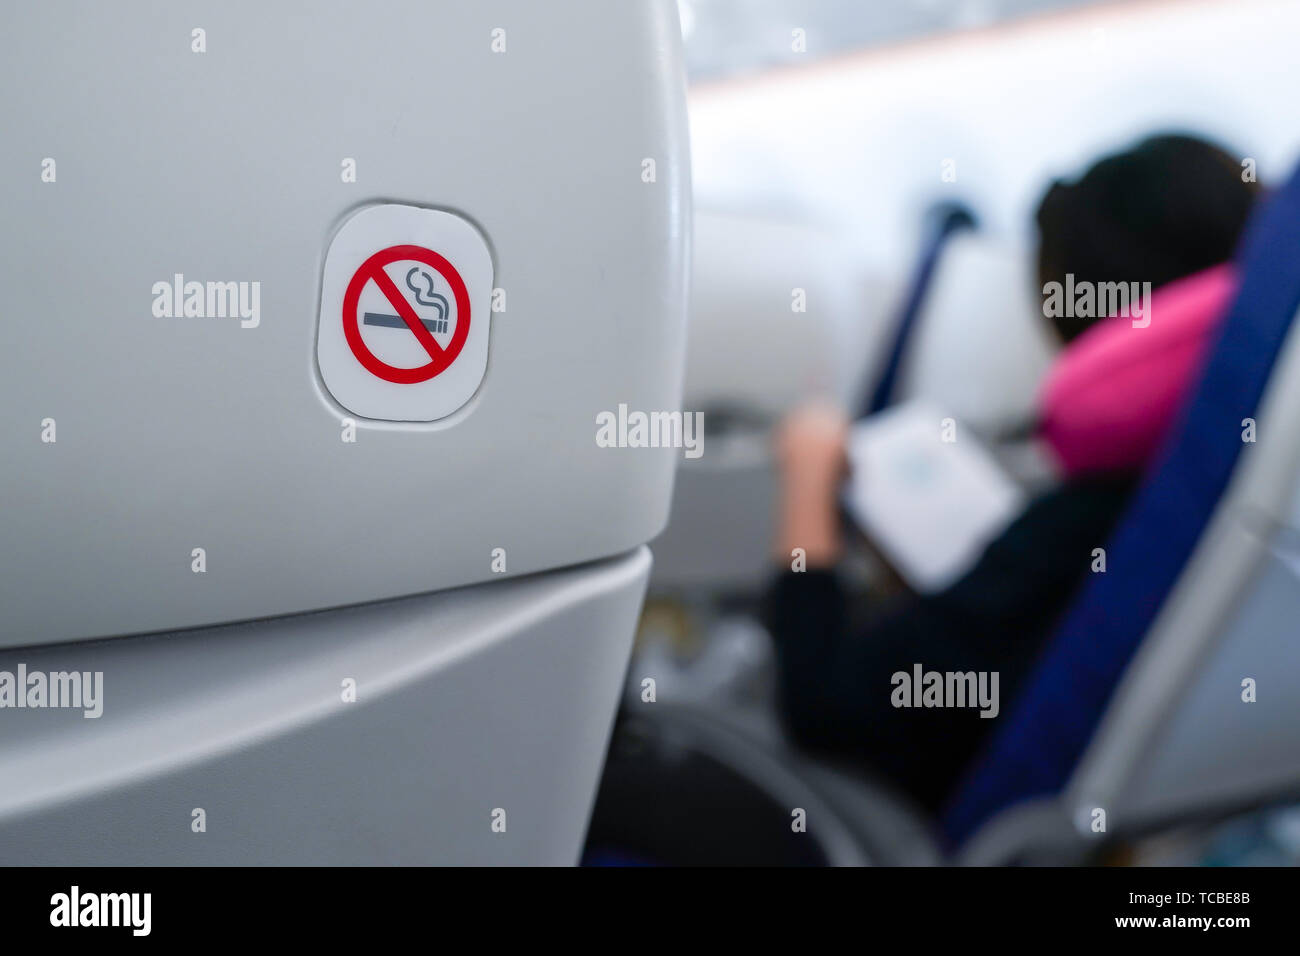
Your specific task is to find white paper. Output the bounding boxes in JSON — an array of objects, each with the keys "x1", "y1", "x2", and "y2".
[{"x1": 843, "y1": 401, "x2": 1024, "y2": 592}]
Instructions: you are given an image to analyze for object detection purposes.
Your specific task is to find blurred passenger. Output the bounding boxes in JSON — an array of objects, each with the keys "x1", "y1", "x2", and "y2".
[{"x1": 765, "y1": 134, "x2": 1260, "y2": 812}]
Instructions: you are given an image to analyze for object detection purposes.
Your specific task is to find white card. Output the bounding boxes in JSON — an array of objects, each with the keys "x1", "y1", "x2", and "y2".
[{"x1": 843, "y1": 401, "x2": 1024, "y2": 592}]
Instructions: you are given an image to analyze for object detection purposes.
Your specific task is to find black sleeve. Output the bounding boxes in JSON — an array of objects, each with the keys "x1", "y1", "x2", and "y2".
[{"x1": 764, "y1": 476, "x2": 1136, "y2": 810}]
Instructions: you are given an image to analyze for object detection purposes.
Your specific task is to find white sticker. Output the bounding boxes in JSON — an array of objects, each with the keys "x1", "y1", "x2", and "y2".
[{"x1": 317, "y1": 204, "x2": 493, "y2": 421}]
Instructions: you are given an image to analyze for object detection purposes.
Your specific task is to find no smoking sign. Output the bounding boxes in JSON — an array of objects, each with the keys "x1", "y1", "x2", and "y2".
[{"x1": 317, "y1": 205, "x2": 493, "y2": 421}]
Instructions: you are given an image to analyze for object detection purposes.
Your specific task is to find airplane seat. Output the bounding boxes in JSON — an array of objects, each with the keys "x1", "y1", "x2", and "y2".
[
  {"x1": 948, "y1": 155, "x2": 1300, "y2": 862},
  {"x1": 892, "y1": 230, "x2": 1058, "y2": 443},
  {"x1": 0, "y1": 0, "x2": 688, "y2": 865},
  {"x1": 586, "y1": 704, "x2": 940, "y2": 866},
  {"x1": 651, "y1": 204, "x2": 1040, "y2": 595},
  {"x1": 650, "y1": 209, "x2": 896, "y2": 593},
  {"x1": 593, "y1": 159, "x2": 1300, "y2": 867}
]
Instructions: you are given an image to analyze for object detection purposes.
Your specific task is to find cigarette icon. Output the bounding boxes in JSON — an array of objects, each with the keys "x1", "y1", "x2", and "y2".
[
  {"x1": 363, "y1": 309, "x2": 448, "y2": 334},
  {"x1": 364, "y1": 266, "x2": 451, "y2": 334}
]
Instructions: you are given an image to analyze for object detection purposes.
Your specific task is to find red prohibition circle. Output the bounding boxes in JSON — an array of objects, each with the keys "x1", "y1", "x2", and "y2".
[{"x1": 342, "y1": 244, "x2": 471, "y2": 384}]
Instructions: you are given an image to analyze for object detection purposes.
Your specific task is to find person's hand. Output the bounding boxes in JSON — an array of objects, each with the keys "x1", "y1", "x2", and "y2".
[
  {"x1": 772, "y1": 400, "x2": 850, "y2": 569},
  {"x1": 773, "y1": 400, "x2": 850, "y2": 493}
]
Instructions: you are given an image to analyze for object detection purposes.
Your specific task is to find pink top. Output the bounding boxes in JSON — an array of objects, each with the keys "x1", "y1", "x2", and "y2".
[{"x1": 1038, "y1": 264, "x2": 1239, "y2": 477}]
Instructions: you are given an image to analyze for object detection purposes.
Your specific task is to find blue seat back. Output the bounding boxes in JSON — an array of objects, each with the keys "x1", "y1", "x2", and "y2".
[{"x1": 943, "y1": 161, "x2": 1300, "y2": 845}]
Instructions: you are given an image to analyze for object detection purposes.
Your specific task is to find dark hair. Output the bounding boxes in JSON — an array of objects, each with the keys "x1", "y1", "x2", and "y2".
[{"x1": 1035, "y1": 133, "x2": 1259, "y2": 343}]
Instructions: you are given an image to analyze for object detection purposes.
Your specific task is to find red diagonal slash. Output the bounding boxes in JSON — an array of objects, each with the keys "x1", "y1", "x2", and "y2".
[{"x1": 368, "y1": 264, "x2": 445, "y2": 362}]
